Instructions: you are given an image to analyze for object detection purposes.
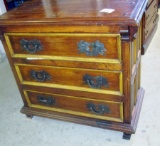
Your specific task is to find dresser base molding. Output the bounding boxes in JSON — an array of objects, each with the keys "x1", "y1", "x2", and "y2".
[{"x1": 21, "y1": 87, "x2": 144, "y2": 140}]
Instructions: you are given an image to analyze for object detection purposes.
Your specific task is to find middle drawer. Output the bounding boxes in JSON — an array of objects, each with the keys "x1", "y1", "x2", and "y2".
[{"x1": 15, "y1": 64, "x2": 123, "y2": 96}]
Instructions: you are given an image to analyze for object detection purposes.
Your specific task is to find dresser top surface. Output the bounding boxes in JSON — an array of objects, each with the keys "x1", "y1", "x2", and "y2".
[{"x1": 0, "y1": 0, "x2": 147, "y2": 26}]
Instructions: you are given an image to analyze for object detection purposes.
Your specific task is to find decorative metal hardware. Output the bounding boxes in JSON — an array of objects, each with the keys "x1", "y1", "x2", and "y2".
[
  {"x1": 20, "y1": 39, "x2": 43, "y2": 53},
  {"x1": 37, "y1": 95, "x2": 55, "y2": 105},
  {"x1": 83, "y1": 74, "x2": 108, "y2": 89},
  {"x1": 77, "y1": 40, "x2": 106, "y2": 56},
  {"x1": 30, "y1": 70, "x2": 51, "y2": 82},
  {"x1": 87, "y1": 103, "x2": 110, "y2": 115}
]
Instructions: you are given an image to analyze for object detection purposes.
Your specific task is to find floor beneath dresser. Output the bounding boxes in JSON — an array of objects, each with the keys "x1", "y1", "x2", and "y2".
[{"x1": 0, "y1": 12, "x2": 160, "y2": 146}]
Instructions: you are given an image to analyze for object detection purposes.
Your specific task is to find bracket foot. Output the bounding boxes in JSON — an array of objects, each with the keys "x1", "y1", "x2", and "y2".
[
  {"x1": 26, "y1": 114, "x2": 33, "y2": 119},
  {"x1": 123, "y1": 133, "x2": 131, "y2": 140}
]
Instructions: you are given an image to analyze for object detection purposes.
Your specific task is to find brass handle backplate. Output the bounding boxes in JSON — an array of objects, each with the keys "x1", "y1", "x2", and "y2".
[
  {"x1": 77, "y1": 40, "x2": 106, "y2": 56},
  {"x1": 30, "y1": 70, "x2": 51, "y2": 82},
  {"x1": 87, "y1": 103, "x2": 110, "y2": 115},
  {"x1": 37, "y1": 95, "x2": 55, "y2": 106},
  {"x1": 83, "y1": 74, "x2": 108, "y2": 89},
  {"x1": 20, "y1": 39, "x2": 42, "y2": 53}
]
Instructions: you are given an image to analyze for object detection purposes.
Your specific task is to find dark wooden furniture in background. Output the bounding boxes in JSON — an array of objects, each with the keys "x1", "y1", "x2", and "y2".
[
  {"x1": 0, "y1": 0, "x2": 158, "y2": 140},
  {"x1": 142, "y1": 0, "x2": 159, "y2": 54},
  {"x1": 3, "y1": 0, "x2": 26, "y2": 10}
]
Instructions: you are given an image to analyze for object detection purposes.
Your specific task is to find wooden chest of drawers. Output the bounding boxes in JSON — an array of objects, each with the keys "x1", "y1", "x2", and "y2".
[
  {"x1": 142, "y1": 0, "x2": 159, "y2": 54},
  {"x1": 0, "y1": 0, "x2": 155, "y2": 140}
]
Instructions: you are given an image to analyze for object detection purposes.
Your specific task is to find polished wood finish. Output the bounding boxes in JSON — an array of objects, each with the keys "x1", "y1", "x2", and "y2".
[
  {"x1": 0, "y1": 0, "x2": 147, "y2": 26},
  {"x1": 25, "y1": 90, "x2": 123, "y2": 122},
  {"x1": 5, "y1": 33, "x2": 121, "y2": 60},
  {"x1": 0, "y1": 0, "x2": 157, "y2": 140},
  {"x1": 15, "y1": 64, "x2": 122, "y2": 95}
]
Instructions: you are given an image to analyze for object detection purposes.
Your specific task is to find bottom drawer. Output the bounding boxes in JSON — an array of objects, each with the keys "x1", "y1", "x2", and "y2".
[{"x1": 24, "y1": 90, "x2": 123, "y2": 122}]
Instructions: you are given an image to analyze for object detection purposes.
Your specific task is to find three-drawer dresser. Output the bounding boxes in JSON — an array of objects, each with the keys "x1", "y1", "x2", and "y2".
[{"x1": 0, "y1": 0, "x2": 158, "y2": 140}]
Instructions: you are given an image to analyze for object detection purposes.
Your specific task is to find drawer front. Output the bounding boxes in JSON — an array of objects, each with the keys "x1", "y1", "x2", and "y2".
[
  {"x1": 24, "y1": 90, "x2": 123, "y2": 122},
  {"x1": 145, "y1": 0, "x2": 157, "y2": 25},
  {"x1": 145, "y1": 13, "x2": 158, "y2": 40},
  {"x1": 15, "y1": 64, "x2": 123, "y2": 96},
  {"x1": 5, "y1": 33, "x2": 121, "y2": 63}
]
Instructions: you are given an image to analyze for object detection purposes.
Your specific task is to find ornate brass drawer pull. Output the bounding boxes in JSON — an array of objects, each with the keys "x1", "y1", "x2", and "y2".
[
  {"x1": 87, "y1": 103, "x2": 110, "y2": 115},
  {"x1": 20, "y1": 39, "x2": 43, "y2": 53},
  {"x1": 77, "y1": 40, "x2": 106, "y2": 56},
  {"x1": 37, "y1": 95, "x2": 55, "y2": 105},
  {"x1": 83, "y1": 74, "x2": 108, "y2": 89},
  {"x1": 30, "y1": 70, "x2": 51, "y2": 82}
]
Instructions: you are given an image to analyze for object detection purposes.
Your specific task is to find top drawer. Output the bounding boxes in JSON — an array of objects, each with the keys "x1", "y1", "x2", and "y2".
[{"x1": 4, "y1": 33, "x2": 121, "y2": 63}]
